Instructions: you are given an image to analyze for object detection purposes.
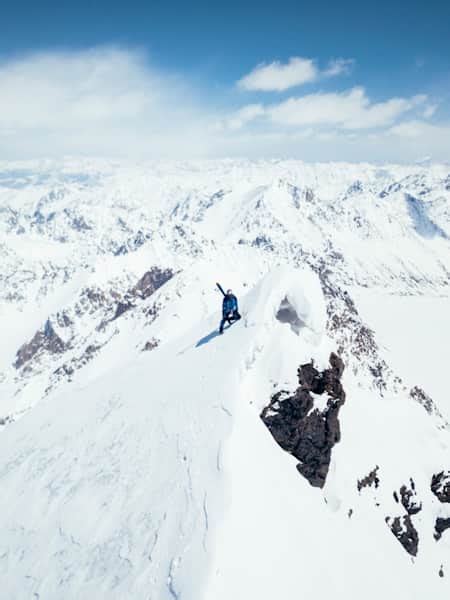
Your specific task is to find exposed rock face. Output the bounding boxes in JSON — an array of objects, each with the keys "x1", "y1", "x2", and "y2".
[
  {"x1": 434, "y1": 518, "x2": 450, "y2": 541},
  {"x1": 431, "y1": 471, "x2": 450, "y2": 502},
  {"x1": 410, "y1": 385, "x2": 434, "y2": 414},
  {"x1": 409, "y1": 385, "x2": 446, "y2": 422},
  {"x1": 133, "y1": 267, "x2": 174, "y2": 299},
  {"x1": 113, "y1": 300, "x2": 134, "y2": 320},
  {"x1": 261, "y1": 353, "x2": 346, "y2": 488},
  {"x1": 12, "y1": 266, "x2": 173, "y2": 382},
  {"x1": 386, "y1": 515, "x2": 419, "y2": 557},
  {"x1": 14, "y1": 319, "x2": 66, "y2": 369},
  {"x1": 315, "y1": 265, "x2": 390, "y2": 392},
  {"x1": 357, "y1": 466, "x2": 380, "y2": 492},
  {"x1": 394, "y1": 479, "x2": 422, "y2": 515},
  {"x1": 387, "y1": 479, "x2": 422, "y2": 555},
  {"x1": 51, "y1": 343, "x2": 103, "y2": 386},
  {"x1": 143, "y1": 338, "x2": 159, "y2": 352},
  {"x1": 112, "y1": 267, "x2": 174, "y2": 320}
]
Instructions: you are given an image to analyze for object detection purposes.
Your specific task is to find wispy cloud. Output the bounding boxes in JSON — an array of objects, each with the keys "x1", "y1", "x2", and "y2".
[
  {"x1": 422, "y1": 104, "x2": 438, "y2": 118},
  {"x1": 267, "y1": 88, "x2": 426, "y2": 129},
  {"x1": 323, "y1": 58, "x2": 355, "y2": 77},
  {"x1": 226, "y1": 88, "x2": 427, "y2": 131},
  {"x1": 225, "y1": 104, "x2": 265, "y2": 130},
  {"x1": 237, "y1": 57, "x2": 318, "y2": 92},
  {"x1": 0, "y1": 47, "x2": 447, "y2": 162},
  {"x1": 0, "y1": 47, "x2": 214, "y2": 158},
  {"x1": 237, "y1": 56, "x2": 353, "y2": 92},
  {"x1": 388, "y1": 119, "x2": 448, "y2": 139}
]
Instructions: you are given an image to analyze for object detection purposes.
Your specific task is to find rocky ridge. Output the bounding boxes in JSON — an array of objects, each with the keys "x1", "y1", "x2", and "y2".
[{"x1": 261, "y1": 353, "x2": 346, "y2": 488}]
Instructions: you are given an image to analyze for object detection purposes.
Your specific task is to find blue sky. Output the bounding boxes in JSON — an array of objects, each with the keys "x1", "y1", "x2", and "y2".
[{"x1": 1, "y1": 0, "x2": 449, "y2": 161}]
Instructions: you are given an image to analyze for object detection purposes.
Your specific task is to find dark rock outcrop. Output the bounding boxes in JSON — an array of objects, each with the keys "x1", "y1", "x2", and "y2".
[
  {"x1": 393, "y1": 479, "x2": 422, "y2": 515},
  {"x1": 434, "y1": 518, "x2": 450, "y2": 541},
  {"x1": 357, "y1": 466, "x2": 380, "y2": 492},
  {"x1": 398, "y1": 480, "x2": 422, "y2": 515},
  {"x1": 431, "y1": 471, "x2": 450, "y2": 503},
  {"x1": 143, "y1": 338, "x2": 159, "y2": 352},
  {"x1": 48, "y1": 343, "x2": 104, "y2": 390},
  {"x1": 133, "y1": 267, "x2": 174, "y2": 300},
  {"x1": 409, "y1": 385, "x2": 444, "y2": 420},
  {"x1": 386, "y1": 515, "x2": 419, "y2": 557},
  {"x1": 113, "y1": 300, "x2": 134, "y2": 320},
  {"x1": 261, "y1": 353, "x2": 346, "y2": 488},
  {"x1": 252, "y1": 235, "x2": 274, "y2": 251},
  {"x1": 318, "y1": 269, "x2": 388, "y2": 390},
  {"x1": 14, "y1": 319, "x2": 66, "y2": 369},
  {"x1": 112, "y1": 267, "x2": 173, "y2": 320},
  {"x1": 387, "y1": 479, "x2": 422, "y2": 556}
]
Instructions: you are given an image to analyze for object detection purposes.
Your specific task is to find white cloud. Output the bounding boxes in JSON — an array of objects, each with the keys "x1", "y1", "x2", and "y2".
[
  {"x1": 389, "y1": 121, "x2": 425, "y2": 138},
  {"x1": 237, "y1": 56, "x2": 354, "y2": 92},
  {"x1": 240, "y1": 88, "x2": 426, "y2": 130},
  {"x1": 0, "y1": 47, "x2": 448, "y2": 163},
  {"x1": 423, "y1": 104, "x2": 438, "y2": 118},
  {"x1": 0, "y1": 47, "x2": 214, "y2": 158},
  {"x1": 237, "y1": 57, "x2": 318, "y2": 92},
  {"x1": 323, "y1": 58, "x2": 354, "y2": 77},
  {"x1": 215, "y1": 120, "x2": 450, "y2": 163},
  {"x1": 225, "y1": 104, "x2": 265, "y2": 130},
  {"x1": 388, "y1": 119, "x2": 449, "y2": 139},
  {"x1": 227, "y1": 87, "x2": 427, "y2": 130}
]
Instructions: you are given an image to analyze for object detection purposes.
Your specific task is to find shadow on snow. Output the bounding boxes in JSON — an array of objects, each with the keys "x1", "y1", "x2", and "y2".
[{"x1": 196, "y1": 322, "x2": 234, "y2": 347}]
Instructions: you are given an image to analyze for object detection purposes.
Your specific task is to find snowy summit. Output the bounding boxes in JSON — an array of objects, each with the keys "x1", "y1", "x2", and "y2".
[{"x1": 0, "y1": 158, "x2": 449, "y2": 599}]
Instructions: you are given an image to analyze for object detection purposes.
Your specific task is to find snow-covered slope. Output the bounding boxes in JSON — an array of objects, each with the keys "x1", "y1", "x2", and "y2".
[{"x1": 0, "y1": 159, "x2": 449, "y2": 599}]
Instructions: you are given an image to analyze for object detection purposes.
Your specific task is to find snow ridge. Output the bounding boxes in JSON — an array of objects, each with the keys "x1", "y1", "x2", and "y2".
[{"x1": 0, "y1": 159, "x2": 449, "y2": 599}]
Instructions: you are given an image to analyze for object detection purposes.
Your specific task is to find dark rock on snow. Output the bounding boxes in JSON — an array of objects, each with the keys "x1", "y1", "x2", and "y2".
[
  {"x1": 51, "y1": 343, "x2": 102, "y2": 385},
  {"x1": 261, "y1": 353, "x2": 346, "y2": 488},
  {"x1": 387, "y1": 479, "x2": 422, "y2": 555},
  {"x1": 386, "y1": 515, "x2": 419, "y2": 557},
  {"x1": 113, "y1": 300, "x2": 134, "y2": 320},
  {"x1": 133, "y1": 267, "x2": 174, "y2": 299},
  {"x1": 398, "y1": 480, "x2": 422, "y2": 515},
  {"x1": 434, "y1": 518, "x2": 450, "y2": 541},
  {"x1": 14, "y1": 319, "x2": 66, "y2": 369},
  {"x1": 409, "y1": 385, "x2": 445, "y2": 420},
  {"x1": 113, "y1": 267, "x2": 174, "y2": 320},
  {"x1": 357, "y1": 466, "x2": 380, "y2": 492},
  {"x1": 143, "y1": 338, "x2": 159, "y2": 352},
  {"x1": 431, "y1": 471, "x2": 450, "y2": 503}
]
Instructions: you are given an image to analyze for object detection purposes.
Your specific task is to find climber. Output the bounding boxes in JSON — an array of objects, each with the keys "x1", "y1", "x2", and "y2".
[{"x1": 216, "y1": 283, "x2": 241, "y2": 334}]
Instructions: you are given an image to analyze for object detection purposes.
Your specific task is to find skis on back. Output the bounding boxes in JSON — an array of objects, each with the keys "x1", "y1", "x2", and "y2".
[
  {"x1": 216, "y1": 282, "x2": 226, "y2": 296},
  {"x1": 217, "y1": 282, "x2": 241, "y2": 334}
]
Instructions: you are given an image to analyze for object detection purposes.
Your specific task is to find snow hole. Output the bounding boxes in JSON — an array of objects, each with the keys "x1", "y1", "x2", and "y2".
[{"x1": 276, "y1": 297, "x2": 304, "y2": 335}]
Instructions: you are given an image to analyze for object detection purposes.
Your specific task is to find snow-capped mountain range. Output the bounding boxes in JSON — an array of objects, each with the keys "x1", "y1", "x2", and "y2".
[{"x1": 0, "y1": 158, "x2": 449, "y2": 599}]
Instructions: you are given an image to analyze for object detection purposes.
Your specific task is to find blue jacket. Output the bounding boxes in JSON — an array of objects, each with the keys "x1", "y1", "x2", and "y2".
[{"x1": 223, "y1": 294, "x2": 238, "y2": 316}]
